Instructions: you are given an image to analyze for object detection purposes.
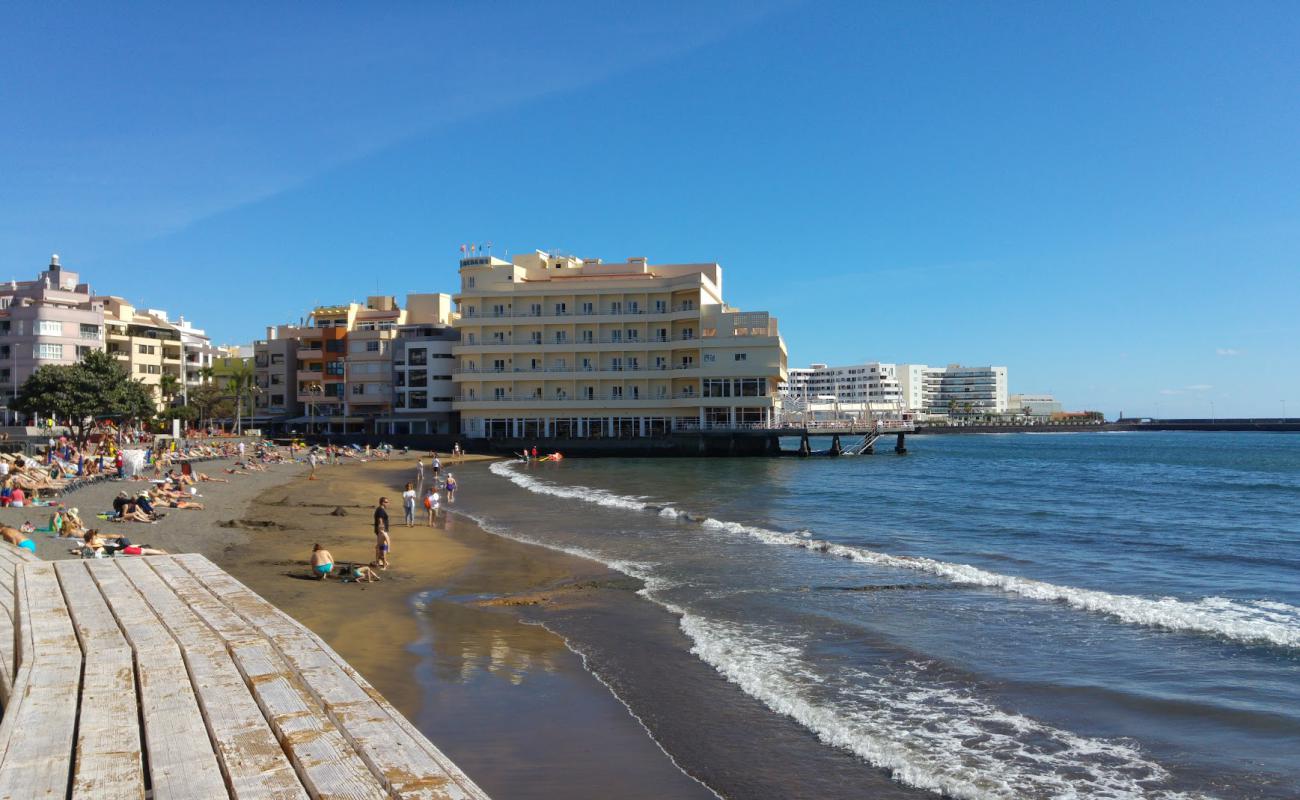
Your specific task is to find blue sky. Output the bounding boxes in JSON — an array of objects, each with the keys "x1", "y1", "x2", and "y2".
[{"x1": 3, "y1": 1, "x2": 1298, "y2": 417}]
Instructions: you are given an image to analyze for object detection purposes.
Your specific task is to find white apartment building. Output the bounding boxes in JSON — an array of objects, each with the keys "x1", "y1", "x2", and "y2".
[
  {"x1": 452, "y1": 250, "x2": 787, "y2": 439},
  {"x1": 784, "y1": 362, "x2": 1009, "y2": 415},
  {"x1": 779, "y1": 362, "x2": 905, "y2": 412},
  {"x1": 902, "y1": 364, "x2": 1009, "y2": 414}
]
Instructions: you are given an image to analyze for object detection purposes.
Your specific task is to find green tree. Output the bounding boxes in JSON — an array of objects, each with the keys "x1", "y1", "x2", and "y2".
[
  {"x1": 158, "y1": 373, "x2": 182, "y2": 407},
  {"x1": 188, "y1": 384, "x2": 234, "y2": 430},
  {"x1": 14, "y1": 350, "x2": 156, "y2": 445}
]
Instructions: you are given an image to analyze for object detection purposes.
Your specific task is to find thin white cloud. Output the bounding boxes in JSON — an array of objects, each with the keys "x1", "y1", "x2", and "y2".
[
  {"x1": 1160, "y1": 389, "x2": 1183, "y2": 396},
  {"x1": 1186, "y1": 384, "x2": 1214, "y2": 391},
  {"x1": 1215, "y1": 348, "x2": 1240, "y2": 356}
]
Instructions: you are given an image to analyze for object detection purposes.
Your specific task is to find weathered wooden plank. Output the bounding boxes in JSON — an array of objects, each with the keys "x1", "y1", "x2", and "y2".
[
  {"x1": 228, "y1": 638, "x2": 387, "y2": 800},
  {"x1": 54, "y1": 560, "x2": 146, "y2": 800},
  {"x1": 0, "y1": 563, "x2": 82, "y2": 800},
  {"x1": 116, "y1": 558, "x2": 309, "y2": 800},
  {"x1": 86, "y1": 559, "x2": 230, "y2": 800},
  {"x1": 176, "y1": 554, "x2": 490, "y2": 800}
]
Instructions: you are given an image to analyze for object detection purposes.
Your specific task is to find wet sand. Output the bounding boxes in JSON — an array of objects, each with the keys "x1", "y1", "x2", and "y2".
[
  {"x1": 2, "y1": 453, "x2": 712, "y2": 799},
  {"x1": 220, "y1": 455, "x2": 714, "y2": 799}
]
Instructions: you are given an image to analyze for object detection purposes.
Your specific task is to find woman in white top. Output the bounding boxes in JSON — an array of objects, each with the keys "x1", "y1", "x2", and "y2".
[{"x1": 401, "y1": 482, "x2": 417, "y2": 527}]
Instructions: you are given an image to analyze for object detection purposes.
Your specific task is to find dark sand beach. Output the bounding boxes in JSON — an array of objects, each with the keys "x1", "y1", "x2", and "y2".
[{"x1": 1, "y1": 453, "x2": 713, "y2": 799}]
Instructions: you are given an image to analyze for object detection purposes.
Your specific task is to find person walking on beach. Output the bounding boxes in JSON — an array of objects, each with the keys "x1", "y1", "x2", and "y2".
[
  {"x1": 401, "y1": 482, "x2": 417, "y2": 527},
  {"x1": 452, "y1": 442, "x2": 461, "y2": 463},
  {"x1": 416, "y1": 458, "x2": 425, "y2": 491},
  {"x1": 424, "y1": 485, "x2": 439, "y2": 525},
  {"x1": 374, "y1": 497, "x2": 391, "y2": 570},
  {"x1": 310, "y1": 543, "x2": 334, "y2": 580},
  {"x1": 444, "y1": 473, "x2": 457, "y2": 503},
  {"x1": 432, "y1": 455, "x2": 441, "y2": 480},
  {"x1": 238, "y1": 440, "x2": 245, "y2": 461},
  {"x1": 308, "y1": 450, "x2": 318, "y2": 480}
]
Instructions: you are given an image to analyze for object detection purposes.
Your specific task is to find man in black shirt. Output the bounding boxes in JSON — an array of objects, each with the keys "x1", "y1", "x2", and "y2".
[{"x1": 373, "y1": 497, "x2": 391, "y2": 570}]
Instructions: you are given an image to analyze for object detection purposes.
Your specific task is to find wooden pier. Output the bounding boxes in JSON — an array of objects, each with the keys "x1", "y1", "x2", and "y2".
[{"x1": 0, "y1": 548, "x2": 490, "y2": 800}]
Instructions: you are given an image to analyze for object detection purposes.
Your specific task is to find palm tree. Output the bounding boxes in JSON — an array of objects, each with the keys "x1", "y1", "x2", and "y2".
[
  {"x1": 226, "y1": 361, "x2": 258, "y2": 435},
  {"x1": 158, "y1": 373, "x2": 182, "y2": 408}
]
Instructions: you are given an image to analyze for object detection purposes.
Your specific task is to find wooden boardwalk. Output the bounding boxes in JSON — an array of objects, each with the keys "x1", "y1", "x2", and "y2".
[{"x1": 0, "y1": 550, "x2": 491, "y2": 800}]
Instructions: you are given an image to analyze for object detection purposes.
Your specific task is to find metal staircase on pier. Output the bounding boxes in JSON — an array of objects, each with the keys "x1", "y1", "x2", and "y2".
[{"x1": 839, "y1": 418, "x2": 914, "y2": 456}]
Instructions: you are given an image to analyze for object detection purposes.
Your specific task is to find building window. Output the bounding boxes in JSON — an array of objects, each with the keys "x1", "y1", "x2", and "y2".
[
  {"x1": 408, "y1": 348, "x2": 427, "y2": 366},
  {"x1": 409, "y1": 391, "x2": 428, "y2": 408},
  {"x1": 735, "y1": 353, "x2": 748, "y2": 361},
  {"x1": 366, "y1": 341, "x2": 380, "y2": 352},
  {"x1": 628, "y1": 301, "x2": 639, "y2": 313},
  {"x1": 80, "y1": 324, "x2": 101, "y2": 339},
  {"x1": 609, "y1": 302, "x2": 622, "y2": 314},
  {"x1": 681, "y1": 328, "x2": 694, "y2": 340},
  {"x1": 467, "y1": 277, "x2": 476, "y2": 288},
  {"x1": 37, "y1": 320, "x2": 63, "y2": 336},
  {"x1": 611, "y1": 386, "x2": 623, "y2": 399},
  {"x1": 410, "y1": 369, "x2": 427, "y2": 385},
  {"x1": 271, "y1": 394, "x2": 284, "y2": 406},
  {"x1": 583, "y1": 386, "x2": 594, "y2": 400},
  {"x1": 626, "y1": 329, "x2": 639, "y2": 341},
  {"x1": 581, "y1": 330, "x2": 593, "y2": 343},
  {"x1": 581, "y1": 302, "x2": 594, "y2": 315},
  {"x1": 352, "y1": 384, "x2": 365, "y2": 395},
  {"x1": 554, "y1": 302, "x2": 567, "y2": 315},
  {"x1": 554, "y1": 331, "x2": 567, "y2": 343},
  {"x1": 494, "y1": 388, "x2": 506, "y2": 400},
  {"x1": 326, "y1": 361, "x2": 344, "y2": 376},
  {"x1": 138, "y1": 344, "x2": 155, "y2": 355},
  {"x1": 35, "y1": 343, "x2": 64, "y2": 360},
  {"x1": 530, "y1": 303, "x2": 542, "y2": 316},
  {"x1": 325, "y1": 340, "x2": 345, "y2": 353},
  {"x1": 655, "y1": 300, "x2": 667, "y2": 313}
]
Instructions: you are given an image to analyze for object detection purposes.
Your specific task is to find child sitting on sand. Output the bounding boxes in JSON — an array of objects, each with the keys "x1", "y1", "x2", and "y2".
[{"x1": 310, "y1": 543, "x2": 334, "y2": 579}]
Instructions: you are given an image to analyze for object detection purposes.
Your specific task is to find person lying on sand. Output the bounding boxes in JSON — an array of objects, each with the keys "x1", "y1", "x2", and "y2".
[
  {"x1": 343, "y1": 562, "x2": 381, "y2": 583},
  {"x1": 81, "y1": 530, "x2": 168, "y2": 557},
  {"x1": 0, "y1": 525, "x2": 37, "y2": 553},
  {"x1": 310, "y1": 543, "x2": 334, "y2": 579},
  {"x1": 196, "y1": 472, "x2": 228, "y2": 482}
]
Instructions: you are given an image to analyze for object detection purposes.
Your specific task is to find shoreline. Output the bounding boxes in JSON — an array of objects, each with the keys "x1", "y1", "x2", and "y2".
[{"x1": 212, "y1": 453, "x2": 715, "y2": 800}]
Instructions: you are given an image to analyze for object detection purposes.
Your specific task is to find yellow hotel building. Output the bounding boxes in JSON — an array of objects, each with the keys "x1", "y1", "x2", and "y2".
[{"x1": 453, "y1": 251, "x2": 787, "y2": 439}]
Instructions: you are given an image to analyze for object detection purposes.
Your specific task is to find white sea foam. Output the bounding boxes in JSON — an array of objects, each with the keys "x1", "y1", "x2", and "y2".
[
  {"x1": 490, "y1": 460, "x2": 650, "y2": 510},
  {"x1": 491, "y1": 462, "x2": 1300, "y2": 649},
  {"x1": 679, "y1": 614, "x2": 1203, "y2": 799}
]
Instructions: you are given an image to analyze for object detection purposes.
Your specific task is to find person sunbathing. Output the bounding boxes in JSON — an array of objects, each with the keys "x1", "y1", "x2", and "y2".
[
  {"x1": 82, "y1": 530, "x2": 167, "y2": 556},
  {"x1": 63, "y1": 508, "x2": 86, "y2": 539},
  {"x1": 196, "y1": 472, "x2": 228, "y2": 482},
  {"x1": 162, "y1": 498, "x2": 204, "y2": 510},
  {"x1": 0, "y1": 526, "x2": 36, "y2": 554}
]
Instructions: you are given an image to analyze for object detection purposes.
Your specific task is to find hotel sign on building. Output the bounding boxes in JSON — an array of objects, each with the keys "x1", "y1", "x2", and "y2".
[{"x1": 452, "y1": 250, "x2": 787, "y2": 439}]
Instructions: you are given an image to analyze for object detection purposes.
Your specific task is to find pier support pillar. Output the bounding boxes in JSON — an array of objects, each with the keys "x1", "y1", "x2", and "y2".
[
  {"x1": 864, "y1": 443, "x2": 874, "y2": 455},
  {"x1": 829, "y1": 435, "x2": 842, "y2": 456},
  {"x1": 894, "y1": 433, "x2": 907, "y2": 455},
  {"x1": 798, "y1": 433, "x2": 811, "y2": 457}
]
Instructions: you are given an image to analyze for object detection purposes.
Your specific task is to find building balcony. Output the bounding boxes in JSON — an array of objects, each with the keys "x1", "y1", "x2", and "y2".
[
  {"x1": 455, "y1": 334, "x2": 704, "y2": 352},
  {"x1": 458, "y1": 306, "x2": 700, "y2": 323},
  {"x1": 297, "y1": 369, "x2": 322, "y2": 381},
  {"x1": 296, "y1": 347, "x2": 323, "y2": 359},
  {"x1": 453, "y1": 364, "x2": 699, "y2": 379}
]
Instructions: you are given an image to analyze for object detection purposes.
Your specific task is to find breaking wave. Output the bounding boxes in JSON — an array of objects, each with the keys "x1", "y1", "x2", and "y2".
[{"x1": 489, "y1": 461, "x2": 1300, "y2": 649}]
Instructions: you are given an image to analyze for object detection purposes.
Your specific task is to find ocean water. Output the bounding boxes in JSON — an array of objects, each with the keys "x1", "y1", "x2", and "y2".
[{"x1": 453, "y1": 432, "x2": 1300, "y2": 799}]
